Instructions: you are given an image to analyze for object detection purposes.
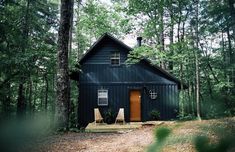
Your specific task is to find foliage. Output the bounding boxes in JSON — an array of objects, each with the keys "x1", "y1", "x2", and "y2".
[
  {"x1": 0, "y1": 0, "x2": 58, "y2": 121},
  {"x1": 193, "y1": 117, "x2": 235, "y2": 152},
  {"x1": 75, "y1": 0, "x2": 131, "y2": 56},
  {"x1": 177, "y1": 113, "x2": 196, "y2": 121},
  {"x1": 194, "y1": 135, "x2": 235, "y2": 152},
  {"x1": 147, "y1": 127, "x2": 172, "y2": 152},
  {"x1": 103, "y1": 108, "x2": 115, "y2": 124},
  {"x1": 149, "y1": 109, "x2": 161, "y2": 120},
  {"x1": 0, "y1": 0, "x2": 235, "y2": 135},
  {"x1": 125, "y1": 45, "x2": 160, "y2": 64},
  {"x1": 126, "y1": 0, "x2": 235, "y2": 119},
  {"x1": 147, "y1": 118, "x2": 235, "y2": 152},
  {"x1": 155, "y1": 127, "x2": 171, "y2": 142}
]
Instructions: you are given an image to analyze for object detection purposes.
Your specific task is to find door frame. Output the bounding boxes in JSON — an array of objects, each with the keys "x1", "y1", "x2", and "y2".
[{"x1": 129, "y1": 89, "x2": 142, "y2": 122}]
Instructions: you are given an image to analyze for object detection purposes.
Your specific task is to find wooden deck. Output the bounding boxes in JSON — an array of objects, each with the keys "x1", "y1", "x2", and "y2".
[{"x1": 85, "y1": 121, "x2": 164, "y2": 133}]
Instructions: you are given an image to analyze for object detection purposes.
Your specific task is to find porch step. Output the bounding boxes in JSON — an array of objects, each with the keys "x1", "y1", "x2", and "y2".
[
  {"x1": 85, "y1": 123, "x2": 142, "y2": 133},
  {"x1": 85, "y1": 121, "x2": 164, "y2": 133}
]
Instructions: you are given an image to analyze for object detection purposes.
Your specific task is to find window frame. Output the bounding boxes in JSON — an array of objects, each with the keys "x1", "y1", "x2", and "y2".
[
  {"x1": 110, "y1": 51, "x2": 120, "y2": 66},
  {"x1": 97, "y1": 89, "x2": 108, "y2": 106},
  {"x1": 149, "y1": 90, "x2": 158, "y2": 100}
]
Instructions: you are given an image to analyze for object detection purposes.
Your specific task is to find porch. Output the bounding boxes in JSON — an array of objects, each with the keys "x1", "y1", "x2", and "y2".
[{"x1": 85, "y1": 121, "x2": 164, "y2": 133}]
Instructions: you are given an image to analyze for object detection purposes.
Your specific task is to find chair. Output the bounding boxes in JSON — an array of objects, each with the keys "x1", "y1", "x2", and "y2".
[
  {"x1": 115, "y1": 108, "x2": 125, "y2": 124},
  {"x1": 94, "y1": 108, "x2": 103, "y2": 125}
]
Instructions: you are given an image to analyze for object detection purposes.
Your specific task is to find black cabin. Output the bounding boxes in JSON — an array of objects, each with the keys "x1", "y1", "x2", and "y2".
[{"x1": 77, "y1": 33, "x2": 181, "y2": 126}]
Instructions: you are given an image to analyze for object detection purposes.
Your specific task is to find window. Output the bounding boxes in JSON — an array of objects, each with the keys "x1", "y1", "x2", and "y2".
[
  {"x1": 110, "y1": 52, "x2": 120, "y2": 65},
  {"x1": 98, "y1": 89, "x2": 108, "y2": 106},
  {"x1": 149, "y1": 90, "x2": 158, "y2": 100}
]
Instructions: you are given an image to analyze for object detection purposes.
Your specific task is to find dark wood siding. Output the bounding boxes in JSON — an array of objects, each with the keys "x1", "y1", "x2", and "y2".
[
  {"x1": 78, "y1": 83, "x2": 179, "y2": 125},
  {"x1": 78, "y1": 35, "x2": 179, "y2": 126},
  {"x1": 84, "y1": 38, "x2": 127, "y2": 64}
]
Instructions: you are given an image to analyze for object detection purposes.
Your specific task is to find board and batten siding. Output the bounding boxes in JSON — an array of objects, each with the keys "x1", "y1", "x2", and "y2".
[
  {"x1": 78, "y1": 35, "x2": 180, "y2": 126},
  {"x1": 78, "y1": 83, "x2": 178, "y2": 125},
  {"x1": 83, "y1": 38, "x2": 128, "y2": 64}
]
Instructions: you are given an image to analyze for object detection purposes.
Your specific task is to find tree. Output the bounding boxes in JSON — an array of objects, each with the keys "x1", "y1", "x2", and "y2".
[
  {"x1": 194, "y1": 0, "x2": 201, "y2": 120},
  {"x1": 75, "y1": 0, "x2": 131, "y2": 56},
  {"x1": 16, "y1": 0, "x2": 30, "y2": 118},
  {"x1": 55, "y1": 0, "x2": 74, "y2": 130},
  {"x1": 0, "y1": 0, "x2": 58, "y2": 120}
]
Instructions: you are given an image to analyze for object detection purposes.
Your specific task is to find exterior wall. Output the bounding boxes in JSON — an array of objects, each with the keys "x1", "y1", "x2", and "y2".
[
  {"x1": 83, "y1": 38, "x2": 128, "y2": 64},
  {"x1": 78, "y1": 83, "x2": 179, "y2": 125},
  {"x1": 78, "y1": 37, "x2": 179, "y2": 125}
]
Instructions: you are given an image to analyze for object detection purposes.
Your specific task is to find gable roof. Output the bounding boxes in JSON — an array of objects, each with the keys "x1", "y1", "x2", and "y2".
[
  {"x1": 78, "y1": 33, "x2": 185, "y2": 89},
  {"x1": 79, "y1": 33, "x2": 132, "y2": 64}
]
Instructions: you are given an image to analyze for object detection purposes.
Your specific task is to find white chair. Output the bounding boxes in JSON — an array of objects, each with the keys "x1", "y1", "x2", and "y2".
[
  {"x1": 94, "y1": 108, "x2": 103, "y2": 125},
  {"x1": 115, "y1": 108, "x2": 125, "y2": 124}
]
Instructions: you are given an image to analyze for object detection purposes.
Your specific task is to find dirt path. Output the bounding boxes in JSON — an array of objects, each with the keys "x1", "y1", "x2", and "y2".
[
  {"x1": 35, "y1": 118, "x2": 235, "y2": 152},
  {"x1": 38, "y1": 126, "x2": 154, "y2": 152}
]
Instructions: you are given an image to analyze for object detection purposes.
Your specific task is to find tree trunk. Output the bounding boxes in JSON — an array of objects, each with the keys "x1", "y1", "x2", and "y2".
[
  {"x1": 180, "y1": 64, "x2": 184, "y2": 116},
  {"x1": 17, "y1": 0, "x2": 30, "y2": 119},
  {"x1": 195, "y1": 0, "x2": 201, "y2": 120},
  {"x1": 177, "y1": 17, "x2": 181, "y2": 42},
  {"x1": 45, "y1": 74, "x2": 49, "y2": 112},
  {"x1": 226, "y1": 24, "x2": 234, "y2": 93},
  {"x1": 40, "y1": 85, "x2": 44, "y2": 110},
  {"x1": 168, "y1": 1, "x2": 174, "y2": 71},
  {"x1": 159, "y1": 1, "x2": 166, "y2": 69},
  {"x1": 68, "y1": 0, "x2": 74, "y2": 60},
  {"x1": 76, "y1": 0, "x2": 82, "y2": 61},
  {"x1": 228, "y1": 0, "x2": 235, "y2": 40},
  {"x1": 222, "y1": 31, "x2": 227, "y2": 79},
  {"x1": 177, "y1": 0, "x2": 182, "y2": 42},
  {"x1": 17, "y1": 83, "x2": 26, "y2": 118},
  {"x1": 67, "y1": 0, "x2": 74, "y2": 128},
  {"x1": 191, "y1": 83, "x2": 196, "y2": 115},
  {"x1": 33, "y1": 81, "x2": 37, "y2": 114},
  {"x1": 195, "y1": 34, "x2": 201, "y2": 120},
  {"x1": 51, "y1": 73, "x2": 56, "y2": 127},
  {"x1": 28, "y1": 79, "x2": 32, "y2": 115},
  {"x1": 56, "y1": 0, "x2": 73, "y2": 130},
  {"x1": 227, "y1": 0, "x2": 235, "y2": 91},
  {"x1": 226, "y1": 25, "x2": 232, "y2": 65},
  {"x1": 2, "y1": 82, "x2": 11, "y2": 120}
]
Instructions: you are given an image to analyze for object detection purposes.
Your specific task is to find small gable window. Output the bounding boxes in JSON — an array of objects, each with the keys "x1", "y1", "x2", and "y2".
[
  {"x1": 110, "y1": 52, "x2": 120, "y2": 65},
  {"x1": 98, "y1": 89, "x2": 108, "y2": 106}
]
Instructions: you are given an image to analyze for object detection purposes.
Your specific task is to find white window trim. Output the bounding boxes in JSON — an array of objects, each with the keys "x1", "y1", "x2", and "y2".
[
  {"x1": 110, "y1": 52, "x2": 120, "y2": 65},
  {"x1": 149, "y1": 90, "x2": 158, "y2": 100},
  {"x1": 98, "y1": 89, "x2": 108, "y2": 106}
]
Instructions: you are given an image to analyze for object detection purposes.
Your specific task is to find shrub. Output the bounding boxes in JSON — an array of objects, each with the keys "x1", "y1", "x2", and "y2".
[
  {"x1": 147, "y1": 127, "x2": 171, "y2": 152},
  {"x1": 177, "y1": 113, "x2": 196, "y2": 121},
  {"x1": 155, "y1": 127, "x2": 171, "y2": 142},
  {"x1": 149, "y1": 110, "x2": 160, "y2": 120},
  {"x1": 194, "y1": 135, "x2": 234, "y2": 152},
  {"x1": 104, "y1": 109, "x2": 115, "y2": 124}
]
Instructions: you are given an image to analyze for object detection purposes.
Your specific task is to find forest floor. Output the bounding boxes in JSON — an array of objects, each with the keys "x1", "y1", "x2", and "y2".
[{"x1": 35, "y1": 117, "x2": 235, "y2": 152}]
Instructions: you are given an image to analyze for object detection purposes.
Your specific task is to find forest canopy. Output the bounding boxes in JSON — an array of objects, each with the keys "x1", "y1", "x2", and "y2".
[{"x1": 0, "y1": 0, "x2": 234, "y2": 129}]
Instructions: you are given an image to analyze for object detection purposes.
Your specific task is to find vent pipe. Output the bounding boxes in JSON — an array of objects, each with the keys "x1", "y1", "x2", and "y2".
[{"x1": 137, "y1": 36, "x2": 142, "y2": 47}]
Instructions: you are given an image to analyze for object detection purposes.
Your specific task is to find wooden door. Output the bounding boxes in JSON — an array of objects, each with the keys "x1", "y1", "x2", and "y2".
[{"x1": 130, "y1": 90, "x2": 141, "y2": 121}]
